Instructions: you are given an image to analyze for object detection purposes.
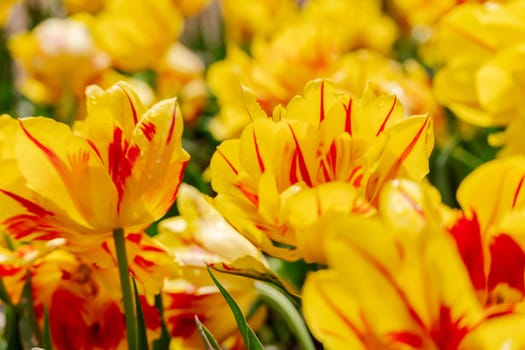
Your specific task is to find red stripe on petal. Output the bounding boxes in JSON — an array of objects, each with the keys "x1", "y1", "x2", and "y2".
[
  {"x1": 488, "y1": 234, "x2": 525, "y2": 294},
  {"x1": 140, "y1": 296, "x2": 161, "y2": 331},
  {"x1": 141, "y1": 245, "x2": 166, "y2": 253},
  {"x1": 0, "y1": 265, "x2": 25, "y2": 277},
  {"x1": 376, "y1": 96, "x2": 397, "y2": 136},
  {"x1": 319, "y1": 80, "x2": 326, "y2": 123},
  {"x1": 319, "y1": 161, "x2": 331, "y2": 182},
  {"x1": 0, "y1": 189, "x2": 53, "y2": 217},
  {"x1": 108, "y1": 127, "x2": 140, "y2": 211},
  {"x1": 386, "y1": 116, "x2": 430, "y2": 179},
  {"x1": 119, "y1": 85, "x2": 138, "y2": 124},
  {"x1": 140, "y1": 122, "x2": 156, "y2": 142},
  {"x1": 347, "y1": 165, "x2": 362, "y2": 183},
  {"x1": 87, "y1": 140, "x2": 103, "y2": 161},
  {"x1": 19, "y1": 122, "x2": 67, "y2": 175},
  {"x1": 327, "y1": 141, "x2": 338, "y2": 176},
  {"x1": 429, "y1": 306, "x2": 469, "y2": 350},
  {"x1": 166, "y1": 103, "x2": 177, "y2": 145},
  {"x1": 344, "y1": 98, "x2": 353, "y2": 136},
  {"x1": 235, "y1": 182, "x2": 259, "y2": 206},
  {"x1": 397, "y1": 185, "x2": 425, "y2": 218},
  {"x1": 449, "y1": 212, "x2": 486, "y2": 291},
  {"x1": 287, "y1": 124, "x2": 313, "y2": 187},
  {"x1": 352, "y1": 173, "x2": 363, "y2": 187},
  {"x1": 217, "y1": 149, "x2": 238, "y2": 176},
  {"x1": 348, "y1": 240, "x2": 426, "y2": 329},
  {"x1": 134, "y1": 255, "x2": 155, "y2": 270},
  {"x1": 126, "y1": 232, "x2": 142, "y2": 244},
  {"x1": 3, "y1": 214, "x2": 60, "y2": 240},
  {"x1": 168, "y1": 313, "x2": 205, "y2": 339},
  {"x1": 252, "y1": 129, "x2": 265, "y2": 172},
  {"x1": 512, "y1": 175, "x2": 525, "y2": 209},
  {"x1": 388, "y1": 331, "x2": 424, "y2": 348},
  {"x1": 315, "y1": 279, "x2": 367, "y2": 344}
]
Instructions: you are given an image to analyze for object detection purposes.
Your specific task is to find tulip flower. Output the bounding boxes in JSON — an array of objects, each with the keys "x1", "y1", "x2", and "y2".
[
  {"x1": 449, "y1": 156, "x2": 525, "y2": 314},
  {"x1": 8, "y1": 18, "x2": 110, "y2": 107},
  {"x1": 0, "y1": 81, "x2": 189, "y2": 349},
  {"x1": 425, "y1": 1, "x2": 525, "y2": 156},
  {"x1": 0, "y1": 81, "x2": 189, "y2": 246},
  {"x1": 156, "y1": 184, "x2": 266, "y2": 349},
  {"x1": 303, "y1": 179, "x2": 525, "y2": 349},
  {"x1": 82, "y1": 0, "x2": 183, "y2": 72},
  {"x1": 210, "y1": 79, "x2": 433, "y2": 261}
]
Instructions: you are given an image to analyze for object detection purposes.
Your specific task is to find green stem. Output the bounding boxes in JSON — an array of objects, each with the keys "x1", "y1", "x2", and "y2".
[
  {"x1": 451, "y1": 147, "x2": 483, "y2": 170},
  {"x1": 254, "y1": 281, "x2": 316, "y2": 350},
  {"x1": 113, "y1": 228, "x2": 137, "y2": 350}
]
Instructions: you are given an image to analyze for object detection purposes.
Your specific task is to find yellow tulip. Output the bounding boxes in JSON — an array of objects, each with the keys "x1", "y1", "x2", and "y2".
[
  {"x1": 448, "y1": 156, "x2": 525, "y2": 314},
  {"x1": 154, "y1": 43, "x2": 208, "y2": 123},
  {"x1": 425, "y1": 2, "x2": 525, "y2": 129},
  {"x1": 82, "y1": 0, "x2": 183, "y2": 72},
  {"x1": 0, "y1": 229, "x2": 173, "y2": 349},
  {"x1": 0, "y1": 81, "x2": 189, "y2": 249},
  {"x1": 8, "y1": 17, "x2": 110, "y2": 106},
  {"x1": 156, "y1": 184, "x2": 266, "y2": 348},
  {"x1": 210, "y1": 79, "x2": 434, "y2": 261},
  {"x1": 220, "y1": 0, "x2": 298, "y2": 44},
  {"x1": 302, "y1": 180, "x2": 485, "y2": 349},
  {"x1": 388, "y1": 0, "x2": 498, "y2": 29},
  {"x1": 209, "y1": 0, "x2": 399, "y2": 140},
  {"x1": 0, "y1": 0, "x2": 18, "y2": 27},
  {"x1": 209, "y1": 45, "x2": 440, "y2": 141}
]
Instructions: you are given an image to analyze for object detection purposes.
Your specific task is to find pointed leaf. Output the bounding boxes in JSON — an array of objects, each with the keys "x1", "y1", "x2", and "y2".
[
  {"x1": 17, "y1": 272, "x2": 41, "y2": 349},
  {"x1": 3, "y1": 305, "x2": 21, "y2": 350},
  {"x1": 42, "y1": 306, "x2": 53, "y2": 350},
  {"x1": 0, "y1": 276, "x2": 12, "y2": 306},
  {"x1": 254, "y1": 281, "x2": 316, "y2": 350},
  {"x1": 152, "y1": 294, "x2": 170, "y2": 350},
  {"x1": 195, "y1": 316, "x2": 222, "y2": 350},
  {"x1": 132, "y1": 278, "x2": 149, "y2": 350},
  {"x1": 207, "y1": 266, "x2": 264, "y2": 350},
  {"x1": 208, "y1": 255, "x2": 301, "y2": 298}
]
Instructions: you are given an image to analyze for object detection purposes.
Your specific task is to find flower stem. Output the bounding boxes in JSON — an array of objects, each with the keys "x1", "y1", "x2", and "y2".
[
  {"x1": 113, "y1": 228, "x2": 137, "y2": 350},
  {"x1": 254, "y1": 281, "x2": 316, "y2": 350}
]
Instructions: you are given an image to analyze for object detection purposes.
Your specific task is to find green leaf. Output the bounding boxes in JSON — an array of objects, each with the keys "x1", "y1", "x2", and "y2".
[
  {"x1": 3, "y1": 304, "x2": 21, "y2": 350},
  {"x1": 255, "y1": 282, "x2": 316, "y2": 350},
  {"x1": 194, "y1": 316, "x2": 221, "y2": 350},
  {"x1": 17, "y1": 272, "x2": 41, "y2": 350},
  {"x1": 132, "y1": 278, "x2": 149, "y2": 350},
  {"x1": 207, "y1": 266, "x2": 264, "y2": 350},
  {"x1": 208, "y1": 256, "x2": 301, "y2": 298},
  {"x1": 152, "y1": 294, "x2": 170, "y2": 350},
  {"x1": 42, "y1": 306, "x2": 53, "y2": 350},
  {"x1": 0, "y1": 276, "x2": 12, "y2": 306}
]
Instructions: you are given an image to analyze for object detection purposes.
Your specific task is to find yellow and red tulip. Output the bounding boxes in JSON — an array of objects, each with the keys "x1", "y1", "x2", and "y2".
[
  {"x1": 210, "y1": 79, "x2": 434, "y2": 261},
  {"x1": 448, "y1": 156, "x2": 525, "y2": 314},
  {"x1": 155, "y1": 184, "x2": 266, "y2": 349},
  {"x1": 0, "y1": 81, "x2": 189, "y2": 249}
]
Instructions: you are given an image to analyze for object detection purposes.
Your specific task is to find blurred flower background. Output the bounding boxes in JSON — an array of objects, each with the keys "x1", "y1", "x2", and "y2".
[{"x1": 0, "y1": 0, "x2": 524, "y2": 349}]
